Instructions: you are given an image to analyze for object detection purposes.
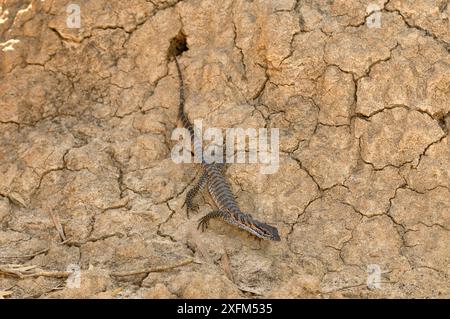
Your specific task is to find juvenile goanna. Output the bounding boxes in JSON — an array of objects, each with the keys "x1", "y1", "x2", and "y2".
[{"x1": 174, "y1": 56, "x2": 280, "y2": 241}]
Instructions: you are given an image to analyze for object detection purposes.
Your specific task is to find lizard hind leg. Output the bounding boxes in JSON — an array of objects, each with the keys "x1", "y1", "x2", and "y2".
[
  {"x1": 182, "y1": 170, "x2": 208, "y2": 217},
  {"x1": 198, "y1": 210, "x2": 226, "y2": 232}
]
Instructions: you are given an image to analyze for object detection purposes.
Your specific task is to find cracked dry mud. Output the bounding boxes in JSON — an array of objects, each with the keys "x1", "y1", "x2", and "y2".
[{"x1": 0, "y1": 0, "x2": 449, "y2": 298}]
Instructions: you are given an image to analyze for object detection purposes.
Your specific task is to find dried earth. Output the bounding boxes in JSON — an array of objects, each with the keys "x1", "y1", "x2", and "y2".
[{"x1": 0, "y1": 0, "x2": 449, "y2": 298}]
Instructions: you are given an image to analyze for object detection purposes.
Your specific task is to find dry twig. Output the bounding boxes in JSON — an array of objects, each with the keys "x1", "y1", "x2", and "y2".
[{"x1": 111, "y1": 259, "x2": 194, "y2": 277}]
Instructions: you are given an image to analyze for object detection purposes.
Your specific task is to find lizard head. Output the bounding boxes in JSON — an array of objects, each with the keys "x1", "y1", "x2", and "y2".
[
  {"x1": 251, "y1": 219, "x2": 281, "y2": 241},
  {"x1": 231, "y1": 212, "x2": 281, "y2": 241}
]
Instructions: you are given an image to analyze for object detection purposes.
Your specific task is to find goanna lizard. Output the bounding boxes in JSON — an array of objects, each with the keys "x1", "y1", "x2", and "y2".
[{"x1": 174, "y1": 56, "x2": 280, "y2": 241}]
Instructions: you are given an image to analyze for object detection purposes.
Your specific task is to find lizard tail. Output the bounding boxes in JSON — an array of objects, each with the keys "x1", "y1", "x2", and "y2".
[
  {"x1": 174, "y1": 56, "x2": 195, "y2": 140},
  {"x1": 174, "y1": 56, "x2": 203, "y2": 160}
]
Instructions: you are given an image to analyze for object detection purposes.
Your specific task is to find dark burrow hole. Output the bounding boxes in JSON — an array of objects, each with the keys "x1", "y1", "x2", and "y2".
[
  {"x1": 436, "y1": 111, "x2": 450, "y2": 133},
  {"x1": 168, "y1": 31, "x2": 188, "y2": 58}
]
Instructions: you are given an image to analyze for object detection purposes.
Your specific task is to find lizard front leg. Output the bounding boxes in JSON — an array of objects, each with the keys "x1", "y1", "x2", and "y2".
[
  {"x1": 182, "y1": 170, "x2": 208, "y2": 217},
  {"x1": 198, "y1": 210, "x2": 227, "y2": 231}
]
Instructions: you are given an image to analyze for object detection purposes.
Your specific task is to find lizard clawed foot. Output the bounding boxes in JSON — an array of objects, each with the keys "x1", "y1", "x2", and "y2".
[
  {"x1": 197, "y1": 216, "x2": 209, "y2": 232},
  {"x1": 182, "y1": 189, "x2": 200, "y2": 217}
]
